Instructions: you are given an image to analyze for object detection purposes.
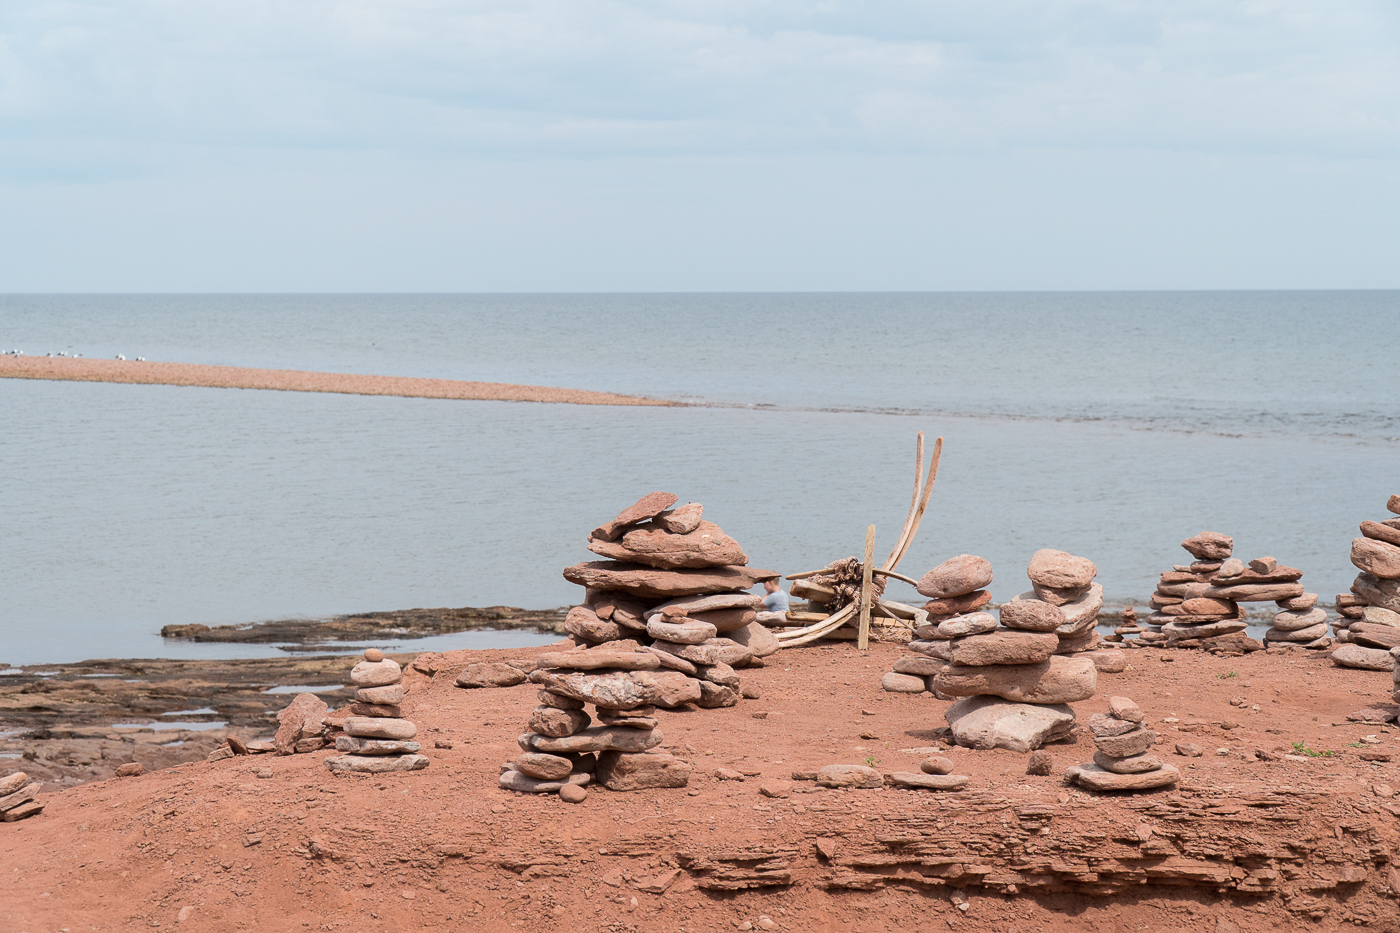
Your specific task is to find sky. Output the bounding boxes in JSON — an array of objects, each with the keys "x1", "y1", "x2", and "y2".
[{"x1": 0, "y1": 1, "x2": 1397, "y2": 292}]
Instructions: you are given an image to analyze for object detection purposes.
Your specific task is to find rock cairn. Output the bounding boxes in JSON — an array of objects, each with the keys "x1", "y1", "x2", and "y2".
[
  {"x1": 556, "y1": 492, "x2": 781, "y2": 681},
  {"x1": 497, "y1": 493, "x2": 779, "y2": 800},
  {"x1": 323, "y1": 649, "x2": 429, "y2": 774},
  {"x1": 502, "y1": 640, "x2": 708, "y2": 798},
  {"x1": 891, "y1": 552, "x2": 1101, "y2": 751},
  {"x1": 881, "y1": 554, "x2": 994, "y2": 696},
  {"x1": 0, "y1": 771, "x2": 43, "y2": 822},
  {"x1": 1066, "y1": 696, "x2": 1180, "y2": 792},
  {"x1": 1141, "y1": 532, "x2": 1323, "y2": 651},
  {"x1": 1331, "y1": 495, "x2": 1400, "y2": 671}
]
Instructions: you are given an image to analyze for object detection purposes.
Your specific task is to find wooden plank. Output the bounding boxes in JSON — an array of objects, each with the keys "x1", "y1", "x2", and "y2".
[
  {"x1": 858, "y1": 524, "x2": 875, "y2": 650},
  {"x1": 791, "y1": 579, "x2": 837, "y2": 602}
]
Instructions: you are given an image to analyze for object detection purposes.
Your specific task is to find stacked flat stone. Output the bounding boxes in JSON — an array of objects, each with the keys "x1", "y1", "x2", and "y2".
[
  {"x1": 323, "y1": 649, "x2": 429, "y2": 774},
  {"x1": 0, "y1": 771, "x2": 43, "y2": 822},
  {"x1": 881, "y1": 554, "x2": 994, "y2": 695},
  {"x1": 501, "y1": 640, "x2": 718, "y2": 797},
  {"x1": 557, "y1": 492, "x2": 781, "y2": 685},
  {"x1": 925, "y1": 553, "x2": 1099, "y2": 753},
  {"x1": 1143, "y1": 532, "x2": 1322, "y2": 650},
  {"x1": 1330, "y1": 495, "x2": 1400, "y2": 672},
  {"x1": 1066, "y1": 696, "x2": 1180, "y2": 791}
]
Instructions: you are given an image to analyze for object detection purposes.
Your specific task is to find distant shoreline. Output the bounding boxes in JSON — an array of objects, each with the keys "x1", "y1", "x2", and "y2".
[{"x1": 0, "y1": 355, "x2": 680, "y2": 407}]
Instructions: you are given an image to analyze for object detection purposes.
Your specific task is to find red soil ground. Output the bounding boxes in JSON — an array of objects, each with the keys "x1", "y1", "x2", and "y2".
[{"x1": 3, "y1": 639, "x2": 1398, "y2": 933}]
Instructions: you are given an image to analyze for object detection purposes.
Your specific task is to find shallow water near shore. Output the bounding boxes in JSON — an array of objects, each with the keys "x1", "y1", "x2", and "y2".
[{"x1": 2, "y1": 292, "x2": 1398, "y2": 665}]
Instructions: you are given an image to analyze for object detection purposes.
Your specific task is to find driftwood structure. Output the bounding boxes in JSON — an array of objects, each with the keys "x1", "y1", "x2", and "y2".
[{"x1": 775, "y1": 433, "x2": 942, "y2": 649}]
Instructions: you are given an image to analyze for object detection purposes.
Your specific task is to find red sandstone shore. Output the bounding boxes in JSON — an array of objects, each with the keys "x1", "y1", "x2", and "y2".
[{"x1": 0, "y1": 355, "x2": 678, "y2": 407}]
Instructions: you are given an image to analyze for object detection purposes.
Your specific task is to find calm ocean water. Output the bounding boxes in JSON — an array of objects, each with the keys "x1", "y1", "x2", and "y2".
[{"x1": 2, "y1": 292, "x2": 1397, "y2": 664}]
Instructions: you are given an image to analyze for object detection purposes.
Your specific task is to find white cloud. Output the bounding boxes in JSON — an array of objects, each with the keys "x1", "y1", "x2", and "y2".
[{"x1": 0, "y1": 0, "x2": 1396, "y2": 168}]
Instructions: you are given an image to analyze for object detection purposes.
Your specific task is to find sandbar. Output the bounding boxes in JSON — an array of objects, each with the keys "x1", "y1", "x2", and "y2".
[{"x1": 0, "y1": 355, "x2": 678, "y2": 407}]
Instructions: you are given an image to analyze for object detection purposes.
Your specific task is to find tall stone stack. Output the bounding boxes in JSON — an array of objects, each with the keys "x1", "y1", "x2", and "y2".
[
  {"x1": 501, "y1": 640, "x2": 710, "y2": 798},
  {"x1": 1141, "y1": 533, "x2": 1323, "y2": 650},
  {"x1": 323, "y1": 649, "x2": 430, "y2": 774},
  {"x1": 559, "y1": 492, "x2": 781, "y2": 688},
  {"x1": 0, "y1": 771, "x2": 43, "y2": 822},
  {"x1": 924, "y1": 553, "x2": 1098, "y2": 752},
  {"x1": 1330, "y1": 494, "x2": 1400, "y2": 672},
  {"x1": 1066, "y1": 696, "x2": 1180, "y2": 792}
]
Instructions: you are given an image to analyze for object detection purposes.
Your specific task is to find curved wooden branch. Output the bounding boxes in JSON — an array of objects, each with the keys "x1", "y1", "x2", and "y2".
[
  {"x1": 871, "y1": 568, "x2": 919, "y2": 587},
  {"x1": 884, "y1": 435, "x2": 942, "y2": 572},
  {"x1": 775, "y1": 602, "x2": 857, "y2": 647}
]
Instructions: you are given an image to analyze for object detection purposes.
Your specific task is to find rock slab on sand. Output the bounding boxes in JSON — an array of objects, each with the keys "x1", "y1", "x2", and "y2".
[
  {"x1": 324, "y1": 754, "x2": 430, "y2": 774},
  {"x1": 944, "y1": 695, "x2": 1076, "y2": 753},
  {"x1": 1065, "y1": 762, "x2": 1181, "y2": 791}
]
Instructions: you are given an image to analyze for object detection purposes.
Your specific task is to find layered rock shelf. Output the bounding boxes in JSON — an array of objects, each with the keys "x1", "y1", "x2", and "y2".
[{"x1": 1331, "y1": 493, "x2": 1400, "y2": 673}]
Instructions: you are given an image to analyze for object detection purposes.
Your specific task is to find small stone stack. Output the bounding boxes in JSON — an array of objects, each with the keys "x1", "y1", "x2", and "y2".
[
  {"x1": 882, "y1": 555, "x2": 994, "y2": 695},
  {"x1": 1066, "y1": 696, "x2": 1180, "y2": 791},
  {"x1": 925, "y1": 554, "x2": 1098, "y2": 752},
  {"x1": 323, "y1": 649, "x2": 429, "y2": 774},
  {"x1": 0, "y1": 771, "x2": 43, "y2": 822},
  {"x1": 501, "y1": 641, "x2": 710, "y2": 798},
  {"x1": 1331, "y1": 495, "x2": 1400, "y2": 671},
  {"x1": 1142, "y1": 533, "x2": 1321, "y2": 650},
  {"x1": 559, "y1": 493, "x2": 781, "y2": 681},
  {"x1": 1019, "y1": 549, "x2": 1105, "y2": 657}
]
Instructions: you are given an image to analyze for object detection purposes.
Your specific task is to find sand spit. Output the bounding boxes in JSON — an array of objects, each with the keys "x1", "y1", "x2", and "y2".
[{"x1": 0, "y1": 355, "x2": 679, "y2": 407}]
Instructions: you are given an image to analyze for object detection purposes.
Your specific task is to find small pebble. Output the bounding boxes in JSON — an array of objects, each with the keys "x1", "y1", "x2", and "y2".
[
  {"x1": 363, "y1": 648, "x2": 384, "y2": 662},
  {"x1": 559, "y1": 783, "x2": 587, "y2": 804},
  {"x1": 257, "y1": 770, "x2": 273, "y2": 779},
  {"x1": 920, "y1": 756, "x2": 954, "y2": 775}
]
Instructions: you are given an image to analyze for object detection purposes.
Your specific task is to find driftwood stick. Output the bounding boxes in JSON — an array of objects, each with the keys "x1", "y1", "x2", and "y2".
[
  {"x1": 858, "y1": 524, "x2": 875, "y2": 650},
  {"x1": 882, "y1": 432, "x2": 924, "y2": 571},
  {"x1": 871, "y1": 568, "x2": 919, "y2": 587}
]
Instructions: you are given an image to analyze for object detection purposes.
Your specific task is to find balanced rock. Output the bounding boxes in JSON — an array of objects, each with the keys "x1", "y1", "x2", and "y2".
[
  {"x1": 530, "y1": 668, "x2": 703, "y2": 710},
  {"x1": 948, "y1": 630, "x2": 1059, "y2": 666},
  {"x1": 999, "y1": 600, "x2": 1065, "y2": 632},
  {"x1": 344, "y1": 717, "x2": 417, "y2": 741},
  {"x1": 937, "y1": 612, "x2": 999, "y2": 638},
  {"x1": 1353, "y1": 537, "x2": 1400, "y2": 580},
  {"x1": 351, "y1": 658, "x2": 402, "y2": 688},
  {"x1": 589, "y1": 521, "x2": 748, "y2": 570},
  {"x1": 595, "y1": 751, "x2": 692, "y2": 790},
  {"x1": 917, "y1": 555, "x2": 994, "y2": 599},
  {"x1": 1182, "y1": 532, "x2": 1233, "y2": 561},
  {"x1": 562, "y1": 562, "x2": 779, "y2": 599},
  {"x1": 520, "y1": 726, "x2": 663, "y2": 754},
  {"x1": 1027, "y1": 549, "x2": 1098, "y2": 590},
  {"x1": 591, "y1": 491, "x2": 678, "y2": 541},
  {"x1": 325, "y1": 754, "x2": 429, "y2": 774},
  {"x1": 1066, "y1": 762, "x2": 1181, "y2": 791},
  {"x1": 653, "y1": 502, "x2": 704, "y2": 534},
  {"x1": 934, "y1": 656, "x2": 1097, "y2": 704}
]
